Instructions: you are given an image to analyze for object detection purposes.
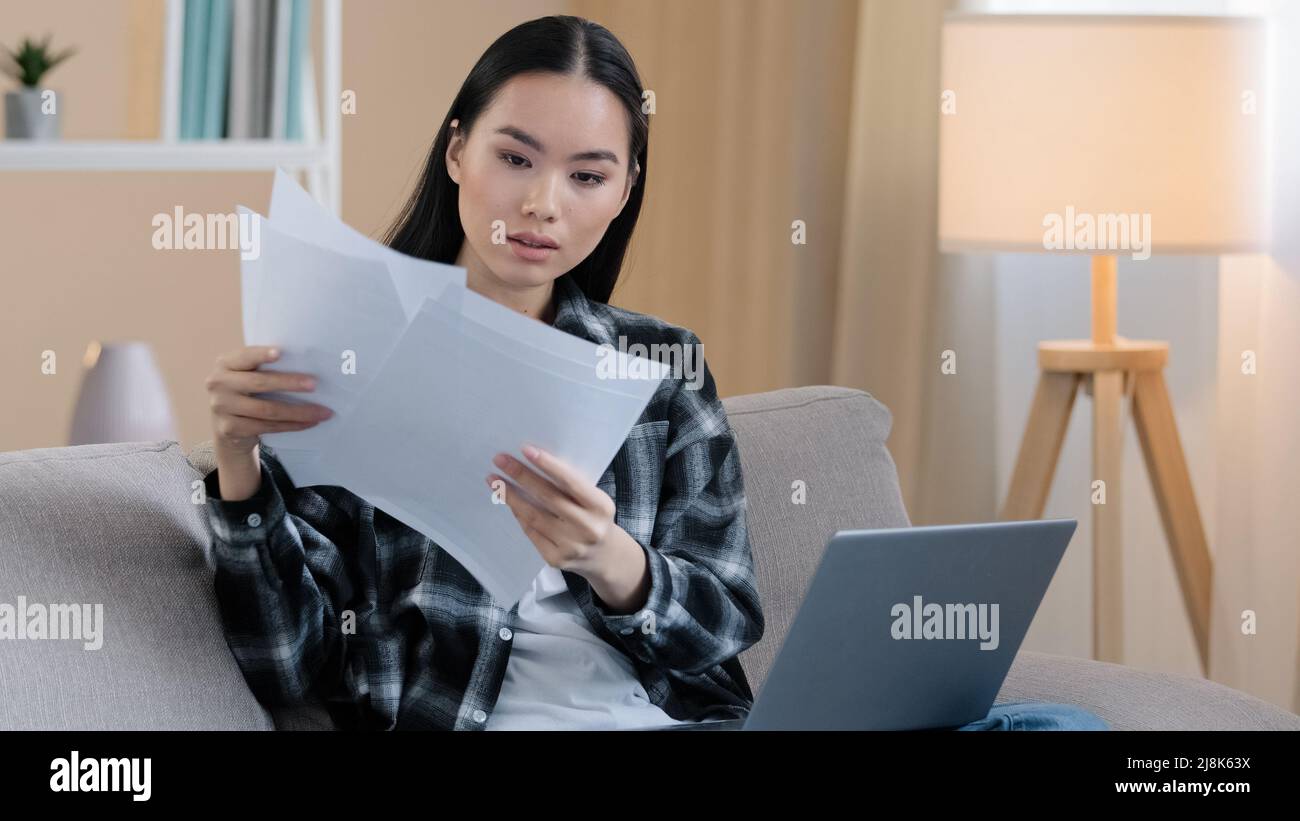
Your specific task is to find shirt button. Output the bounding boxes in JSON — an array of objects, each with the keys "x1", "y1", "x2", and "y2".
[
  {"x1": 620, "y1": 627, "x2": 635, "y2": 635},
  {"x1": 246, "y1": 513, "x2": 262, "y2": 527},
  {"x1": 472, "y1": 709, "x2": 488, "y2": 724},
  {"x1": 498, "y1": 627, "x2": 513, "y2": 641}
]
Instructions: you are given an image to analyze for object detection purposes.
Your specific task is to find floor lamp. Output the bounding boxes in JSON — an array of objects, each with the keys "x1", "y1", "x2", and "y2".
[{"x1": 937, "y1": 14, "x2": 1268, "y2": 674}]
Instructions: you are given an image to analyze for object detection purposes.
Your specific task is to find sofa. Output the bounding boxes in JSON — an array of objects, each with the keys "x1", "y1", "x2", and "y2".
[{"x1": 1, "y1": 385, "x2": 1296, "y2": 730}]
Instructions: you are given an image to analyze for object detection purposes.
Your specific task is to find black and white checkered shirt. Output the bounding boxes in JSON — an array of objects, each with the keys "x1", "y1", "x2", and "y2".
[{"x1": 203, "y1": 272, "x2": 765, "y2": 730}]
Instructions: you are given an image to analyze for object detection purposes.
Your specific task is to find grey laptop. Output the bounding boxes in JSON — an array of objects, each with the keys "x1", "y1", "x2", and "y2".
[{"x1": 650, "y1": 518, "x2": 1077, "y2": 731}]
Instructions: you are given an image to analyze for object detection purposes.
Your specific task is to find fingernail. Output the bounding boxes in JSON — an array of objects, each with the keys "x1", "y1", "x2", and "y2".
[
  {"x1": 523, "y1": 445, "x2": 540, "y2": 460},
  {"x1": 268, "y1": 347, "x2": 280, "y2": 358}
]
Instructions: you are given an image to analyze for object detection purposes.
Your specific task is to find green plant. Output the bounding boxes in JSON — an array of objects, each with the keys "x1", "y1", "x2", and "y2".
[{"x1": 2, "y1": 34, "x2": 76, "y2": 88}]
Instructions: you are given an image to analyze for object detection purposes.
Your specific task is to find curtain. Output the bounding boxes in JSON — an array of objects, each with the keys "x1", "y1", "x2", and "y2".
[
  {"x1": 829, "y1": 0, "x2": 987, "y2": 524},
  {"x1": 574, "y1": 0, "x2": 971, "y2": 523},
  {"x1": 569, "y1": 0, "x2": 859, "y2": 398}
]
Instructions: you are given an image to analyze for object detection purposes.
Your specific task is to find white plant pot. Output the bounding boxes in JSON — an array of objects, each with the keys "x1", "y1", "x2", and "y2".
[{"x1": 4, "y1": 87, "x2": 61, "y2": 139}]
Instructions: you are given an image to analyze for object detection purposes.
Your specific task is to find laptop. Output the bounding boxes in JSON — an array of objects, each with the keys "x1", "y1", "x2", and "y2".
[{"x1": 649, "y1": 518, "x2": 1077, "y2": 731}]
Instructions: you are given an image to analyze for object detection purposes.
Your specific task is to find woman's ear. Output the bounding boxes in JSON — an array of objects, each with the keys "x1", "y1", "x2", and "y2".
[
  {"x1": 617, "y1": 159, "x2": 640, "y2": 213},
  {"x1": 445, "y1": 118, "x2": 464, "y2": 185}
]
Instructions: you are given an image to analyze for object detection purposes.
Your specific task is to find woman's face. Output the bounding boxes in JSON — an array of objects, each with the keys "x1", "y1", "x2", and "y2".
[{"x1": 446, "y1": 72, "x2": 638, "y2": 293}]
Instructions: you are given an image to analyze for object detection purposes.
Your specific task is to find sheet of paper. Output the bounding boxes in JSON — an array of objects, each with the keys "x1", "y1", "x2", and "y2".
[
  {"x1": 430, "y1": 284, "x2": 656, "y2": 397},
  {"x1": 268, "y1": 168, "x2": 465, "y2": 322},
  {"x1": 315, "y1": 297, "x2": 668, "y2": 604},
  {"x1": 239, "y1": 209, "x2": 408, "y2": 487},
  {"x1": 431, "y1": 277, "x2": 634, "y2": 367}
]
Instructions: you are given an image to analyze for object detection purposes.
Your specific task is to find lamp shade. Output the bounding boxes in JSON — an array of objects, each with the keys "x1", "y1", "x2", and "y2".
[
  {"x1": 938, "y1": 14, "x2": 1268, "y2": 255},
  {"x1": 68, "y1": 341, "x2": 178, "y2": 445}
]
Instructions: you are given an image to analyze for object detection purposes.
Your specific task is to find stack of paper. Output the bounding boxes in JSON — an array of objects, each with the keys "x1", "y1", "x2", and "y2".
[{"x1": 237, "y1": 169, "x2": 668, "y2": 603}]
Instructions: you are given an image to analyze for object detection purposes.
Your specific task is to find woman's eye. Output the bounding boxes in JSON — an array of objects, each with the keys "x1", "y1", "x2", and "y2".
[{"x1": 499, "y1": 152, "x2": 604, "y2": 188}]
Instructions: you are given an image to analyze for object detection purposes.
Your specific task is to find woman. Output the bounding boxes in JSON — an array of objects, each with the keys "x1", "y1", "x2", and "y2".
[{"x1": 202, "y1": 15, "x2": 1105, "y2": 732}]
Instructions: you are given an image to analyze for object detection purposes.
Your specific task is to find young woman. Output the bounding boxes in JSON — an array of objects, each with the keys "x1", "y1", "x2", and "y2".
[{"x1": 202, "y1": 15, "x2": 1106, "y2": 732}]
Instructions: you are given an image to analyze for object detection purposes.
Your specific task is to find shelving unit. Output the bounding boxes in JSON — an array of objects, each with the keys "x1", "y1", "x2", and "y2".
[{"x1": 0, "y1": 0, "x2": 343, "y2": 214}]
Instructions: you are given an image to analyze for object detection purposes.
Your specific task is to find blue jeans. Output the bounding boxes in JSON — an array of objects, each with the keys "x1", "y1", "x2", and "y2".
[
  {"x1": 652, "y1": 701, "x2": 1110, "y2": 730},
  {"x1": 955, "y1": 701, "x2": 1109, "y2": 731}
]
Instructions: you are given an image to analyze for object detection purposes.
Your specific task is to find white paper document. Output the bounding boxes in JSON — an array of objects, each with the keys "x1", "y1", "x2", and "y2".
[
  {"x1": 236, "y1": 171, "x2": 669, "y2": 603},
  {"x1": 239, "y1": 209, "x2": 408, "y2": 488},
  {"x1": 267, "y1": 169, "x2": 465, "y2": 322}
]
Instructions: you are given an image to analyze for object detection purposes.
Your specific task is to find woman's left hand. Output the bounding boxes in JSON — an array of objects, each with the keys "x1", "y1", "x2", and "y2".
[{"x1": 487, "y1": 445, "x2": 650, "y2": 613}]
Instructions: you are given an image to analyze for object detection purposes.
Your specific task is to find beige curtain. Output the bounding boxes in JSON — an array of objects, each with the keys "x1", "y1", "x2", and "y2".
[
  {"x1": 570, "y1": 0, "x2": 858, "y2": 398},
  {"x1": 829, "y1": 0, "x2": 992, "y2": 524},
  {"x1": 577, "y1": 0, "x2": 978, "y2": 521}
]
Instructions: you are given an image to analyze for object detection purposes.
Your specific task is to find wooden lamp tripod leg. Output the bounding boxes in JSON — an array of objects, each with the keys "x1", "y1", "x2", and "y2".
[
  {"x1": 1092, "y1": 370, "x2": 1125, "y2": 664},
  {"x1": 1132, "y1": 369, "x2": 1213, "y2": 674},
  {"x1": 999, "y1": 366, "x2": 1126, "y2": 664},
  {"x1": 1000, "y1": 372, "x2": 1080, "y2": 521}
]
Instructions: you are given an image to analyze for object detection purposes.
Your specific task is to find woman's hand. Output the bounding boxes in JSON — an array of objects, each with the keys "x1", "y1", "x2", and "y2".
[
  {"x1": 487, "y1": 445, "x2": 651, "y2": 614},
  {"x1": 204, "y1": 345, "x2": 333, "y2": 501}
]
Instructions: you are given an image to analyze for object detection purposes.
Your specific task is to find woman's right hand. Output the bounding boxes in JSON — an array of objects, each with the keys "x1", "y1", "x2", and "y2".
[{"x1": 205, "y1": 345, "x2": 333, "y2": 500}]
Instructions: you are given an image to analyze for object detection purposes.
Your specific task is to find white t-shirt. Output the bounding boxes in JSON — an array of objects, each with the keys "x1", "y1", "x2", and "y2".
[{"x1": 484, "y1": 565, "x2": 684, "y2": 730}]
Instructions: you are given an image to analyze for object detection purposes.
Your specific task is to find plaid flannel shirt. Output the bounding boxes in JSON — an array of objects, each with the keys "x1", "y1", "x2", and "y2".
[{"x1": 203, "y1": 272, "x2": 765, "y2": 730}]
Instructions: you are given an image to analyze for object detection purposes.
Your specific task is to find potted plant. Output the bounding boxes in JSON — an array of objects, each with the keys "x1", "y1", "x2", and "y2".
[{"x1": 3, "y1": 34, "x2": 76, "y2": 140}]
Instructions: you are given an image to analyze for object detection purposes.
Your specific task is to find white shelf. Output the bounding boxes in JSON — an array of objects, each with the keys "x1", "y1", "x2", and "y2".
[
  {"x1": 0, "y1": 0, "x2": 342, "y2": 213},
  {"x1": 0, "y1": 140, "x2": 327, "y2": 171}
]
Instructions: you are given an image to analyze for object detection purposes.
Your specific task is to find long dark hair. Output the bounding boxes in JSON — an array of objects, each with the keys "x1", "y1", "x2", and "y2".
[{"x1": 382, "y1": 15, "x2": 649, "y2": 305}]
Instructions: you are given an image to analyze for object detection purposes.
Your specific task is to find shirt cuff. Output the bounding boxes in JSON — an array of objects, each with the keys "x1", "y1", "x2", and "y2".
[
  {"x1": 204, "y1": 460, "x2": 288, "y2": 545},
  {"x1": 593, "y1": 538, "x2": 673, "y2": 654}
]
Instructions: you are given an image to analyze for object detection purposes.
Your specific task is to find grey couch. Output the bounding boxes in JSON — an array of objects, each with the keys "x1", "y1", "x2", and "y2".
[{"x1": 1, "y1": 385, "x2": 1296, "y2": 730}]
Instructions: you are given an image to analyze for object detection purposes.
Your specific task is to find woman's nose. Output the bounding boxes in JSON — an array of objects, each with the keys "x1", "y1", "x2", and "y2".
[{"x1": 522, "y1": 173, "x2": 562, "y2": 222}]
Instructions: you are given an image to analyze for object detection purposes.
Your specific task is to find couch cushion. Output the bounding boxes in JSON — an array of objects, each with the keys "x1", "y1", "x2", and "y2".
[
  {"x1": 997, "y1": 650, "x2": 1300, "y2": 730},
  {"x1": 723, "y1": 386, "x2": 910, "y2": 694},
  {"x1": 0, "y1": 441, "x2": 273, "y2": 730}
]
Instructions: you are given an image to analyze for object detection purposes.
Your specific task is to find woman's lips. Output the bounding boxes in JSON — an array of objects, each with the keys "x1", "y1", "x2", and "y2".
[{"x1": 508, "y1": 237, "x2": 556, "y2": 262}]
